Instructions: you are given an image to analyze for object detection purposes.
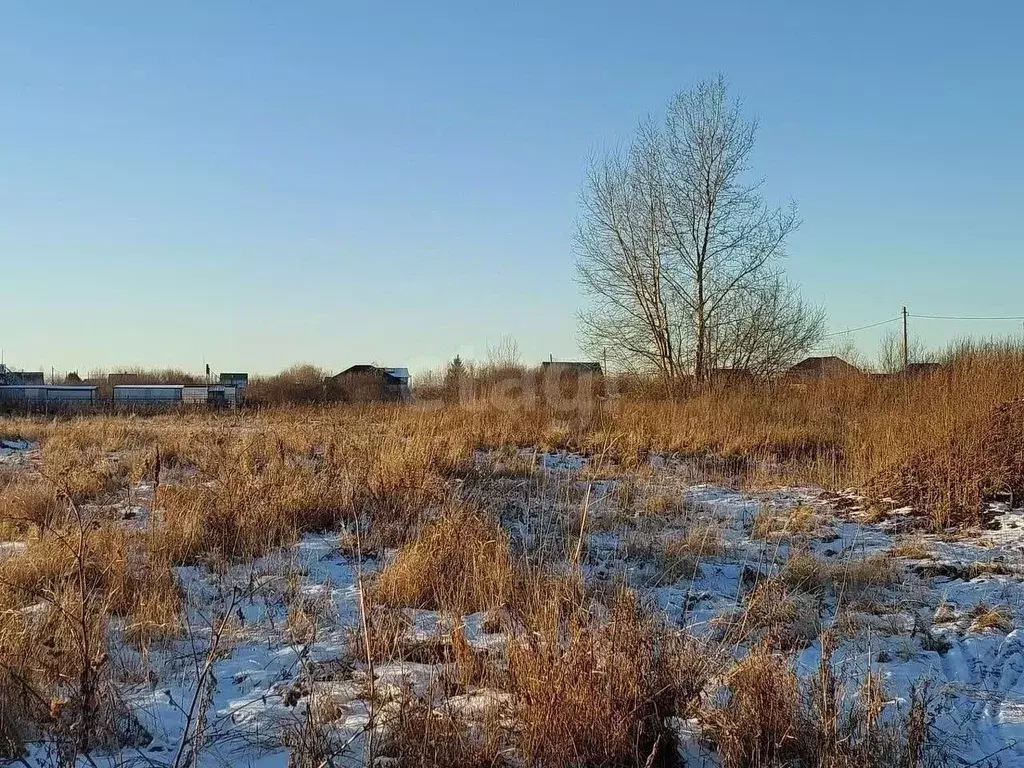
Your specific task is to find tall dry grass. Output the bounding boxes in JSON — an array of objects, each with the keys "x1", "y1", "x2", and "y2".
[
  {"x1": 373, "y1": 503, "x2": 515, "y2": 614},
  {"x1": 1, "y1": 379, "x2": 980, "y2": 764}
]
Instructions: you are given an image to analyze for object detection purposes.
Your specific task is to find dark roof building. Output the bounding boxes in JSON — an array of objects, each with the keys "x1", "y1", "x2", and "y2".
[
  {"x1": 0, "y1": 365, "x2": 44, "y2": 385},
  {"x1": 540, "y1": 361, "x2": 603, "y2": 376},
  {"x1": 539, "y1": 361, "x2": 605, "y2": 402},
  {"x1": 219, "y1": 373, "x2": 250, "y2": 388},
  {"x1": 787, "y1": 356, "x2": 861, "y2": 379},
  {"x1": 325, "y1": 365, "x2": 410, "y2": 403}
]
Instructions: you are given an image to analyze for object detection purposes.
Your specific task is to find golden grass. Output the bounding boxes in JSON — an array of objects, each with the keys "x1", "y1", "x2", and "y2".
[
  {"x1": 717, "y1": 578, "x2": 822, "y2": 651},
  {"x1": 505, "y1": 588, "x2": 689, "y2": 768},
  {"x1": 0, "y1": 524, "x2": 182, "y2": 645},
  {"x1": 375, "y1": 695, "x2": 507, "y2": 768},
  {"x1": 751, "y1": 504, "x2": 823, "y2": 540},
  {"x1": 709, "y1": 639, "x2": 935, "y2": 768},
  {"x1": 969, "y1": 603, "x2": 1014, "y2": 633},
  {"x1": 891, "y1": 536, "x2": 933, "y2": 559},
  {"x1": 783, "y1": 552, "x2": 897, "y2": 595},
  {"x1": 621, "y1": 524, "x2": 727, "y2": 583},
  {"x1": 373, "y1": 504, "x2": 516, "y2": 615},
  {"x1": 0, "y1": 476, "x2": 62, "y2": 535},
  {"x1": 10, "y1": 341, "x2": 1024, "y2": 531},
  {"x1": 4, "y1": 351, "x2": 1015, "y2": 762}
]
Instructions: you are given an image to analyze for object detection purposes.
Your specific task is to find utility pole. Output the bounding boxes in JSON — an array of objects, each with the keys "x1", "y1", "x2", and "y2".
[{"x1": 902, "y1": 306, "x2": 909, "y2": 372}]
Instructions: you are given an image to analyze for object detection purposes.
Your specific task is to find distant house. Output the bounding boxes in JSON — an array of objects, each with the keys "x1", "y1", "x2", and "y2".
[
  {"x1": 540, "y1": 361, "x2": 603, "y2": 377},
  {"x1": 0, "y1": 365, "x2": 44, "y2": 385},
  {"x1": 108, "y1": 373, "x2": 142, "y2": 386},
  {"x1": 325, "y1": 365, "x2": 410, "y2": 403},
  {"x1": 219, "y1": 373, "x2": 249, "y2": 403},
  {"x1": 787, "y1": 356, "x2": 861, "y2": 380},
  {"x1": 539, "y1": 361, "x2": 604, "y2": 400},
  {"x1": 219, "y1": 373, "x2": 250, "y2": 389},
  {"x1": 383, "y1": 368, "x2": 411, "y2": 391}
]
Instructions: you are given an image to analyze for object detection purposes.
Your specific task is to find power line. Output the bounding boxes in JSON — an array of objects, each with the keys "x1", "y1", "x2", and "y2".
[
  {"x1": 821, "y1": 317, "x2": 900, "y2": 338},
  {"x1": 910, "y1": 313, "x2": 1024, "y2": 321}
]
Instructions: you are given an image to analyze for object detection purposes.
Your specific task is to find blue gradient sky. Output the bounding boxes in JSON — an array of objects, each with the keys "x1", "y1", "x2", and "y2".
[{"x1": 2, "y1": 1, "x2": 1022, "y2": 375}]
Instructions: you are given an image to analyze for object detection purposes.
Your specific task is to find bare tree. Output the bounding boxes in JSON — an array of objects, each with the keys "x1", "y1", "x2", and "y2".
[
  {"x1": 576, "y1": 76, "x2": 817, "y2": 382},
  {"x1": 877, "y1": 329, "x2": 931, "y2": 373},
  {"x1": 576, "y1": 122, "x2": 680, "y2": 378},
  {"x1": 709, "y1": 274, "x2": 826, "y2": 376},
  {"x1": 824, "y1": 336, "x2": 871, "y2": 371}
]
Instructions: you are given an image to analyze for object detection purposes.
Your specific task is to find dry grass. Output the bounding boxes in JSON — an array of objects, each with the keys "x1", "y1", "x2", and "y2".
[
  {"x1": 0, "y1": 525, "x2": 181, "y2": 646},
  {"x1": 717, "y1": 578, "x2": 822, "y2": 651},
  {"x1": 751, "y1": 504, "x2": 824, "y2": 540},
  {"x1": 968, "y1": 603, "x2": 1014, "y2": 633},
  {"x1": 375, "y1": 695, "x2": 508, "y2": 768},
  {"x1": 505, "y1": 588, "x2": 694, "y2": 768},
  {"x1": 891, "y1": 536, "x2": 933, "y2": 559},
  {"x1": 373, "y1": 504, "x2": 516, "y2": 615},
  {"x1": 7, "y1": 358, "x2": 1009, "y2": 764},
  {"x1": 621, "y1": 524, "x2": 728, "y2": 583},
  {"x1": 709, "y1": 640, "x2": 938, "y2": 768},
  {"x1": 0, "y1": 476, "x2": 63, "y2": 535},
  {"x1": 783, "y1": 552, "x2": 897, "y2": 595}
]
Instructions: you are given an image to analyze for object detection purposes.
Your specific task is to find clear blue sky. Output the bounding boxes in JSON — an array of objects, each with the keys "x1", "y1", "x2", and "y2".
[{"x1": 2, "y1": 1, "x2": 1022, "y2": 376}]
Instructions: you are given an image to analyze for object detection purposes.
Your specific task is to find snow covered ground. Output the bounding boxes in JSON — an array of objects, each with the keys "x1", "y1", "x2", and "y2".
[{"x1": 4, "y1": 441, "x2": 1024, "y2": 766}]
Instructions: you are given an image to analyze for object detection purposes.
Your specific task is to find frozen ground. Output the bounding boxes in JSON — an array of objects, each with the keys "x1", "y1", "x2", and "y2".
[{"x1": 3, "y1": 441, "x2": 1024, "y2": 766}]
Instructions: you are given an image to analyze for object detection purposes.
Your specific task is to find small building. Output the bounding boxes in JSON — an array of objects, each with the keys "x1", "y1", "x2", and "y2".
[
  {"x1": 786, "y1": 356, "x2": 861, "y2": 380},
  {"x1": 219, "y1": 373, "x2": 249, "y2": 389},
  {"x1": 113, "y1": 384, "x2": 184, "y2": 404},
  {"x1": 183, "y1": 385, "x2": 239, "y2": 408},
  {"x1": 383, "y1": 368, "x2": 411, "y2": 391},
  {"x1": 0, "y1": 385, "x2": 98, "y2": 406},
  {"x1": 539, "y1": 361, "x2": 605, "y2": 400},
  {"x1": 540, "y1": 361, "x2": 603, "y2": 377},
  {"x1": 325, "y1": 365, "x2": 410, "y2": 403},
  {"x1": 0, "y1": 365, "x2": 45, "y2": 386},
  {"x1": 183, "y1": 386, "x2": 209, "y2": 405}
]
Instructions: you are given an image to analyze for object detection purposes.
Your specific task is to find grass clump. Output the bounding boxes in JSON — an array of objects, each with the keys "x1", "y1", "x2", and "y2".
[
  {"x1": 784, "y1": 552, "x2": 897, "y2": 595},
  {"x1": 751, "y1": 504, "x2": 823, "y2": 540},
  {"x1": 709, "y1": 641, "x2": 941, "y2": 768},
  {"x1": 968, "y1": 603, "x2": 1014, "y2": 633},
  {"x1": 373, "y1": 504, "x2": 516, "y2": 615},
  {"x1": 871, "y1": 398, "x2": 1024, "y2": 528},
  {"x1": 506, "y1": 588, "x2": 694, "y2": 768}
]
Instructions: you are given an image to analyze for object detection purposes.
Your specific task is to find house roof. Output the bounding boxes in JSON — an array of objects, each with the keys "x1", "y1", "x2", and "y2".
[
  {"x1": 788, "y1": 356, "x2": 860, "y2": 376},
  {"x1": 540, "y1": 361, "x2": 603, "y2": 375},
  {"x1": 330, "y1": 365, "x2": 405, "y2": 385}
]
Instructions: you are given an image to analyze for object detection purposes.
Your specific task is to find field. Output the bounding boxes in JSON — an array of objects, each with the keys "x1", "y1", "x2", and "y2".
[{"x1": 3, "y1": 353, "x2": 1024, "y2": 767}]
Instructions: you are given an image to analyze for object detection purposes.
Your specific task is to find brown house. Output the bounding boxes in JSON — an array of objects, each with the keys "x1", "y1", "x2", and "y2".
[
  {"x1": 786, "y1": 356, "x2": 861, "y2": 380},
  {"x1": 324, "y1": 365, "x2": 409, "y2": 403}
]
